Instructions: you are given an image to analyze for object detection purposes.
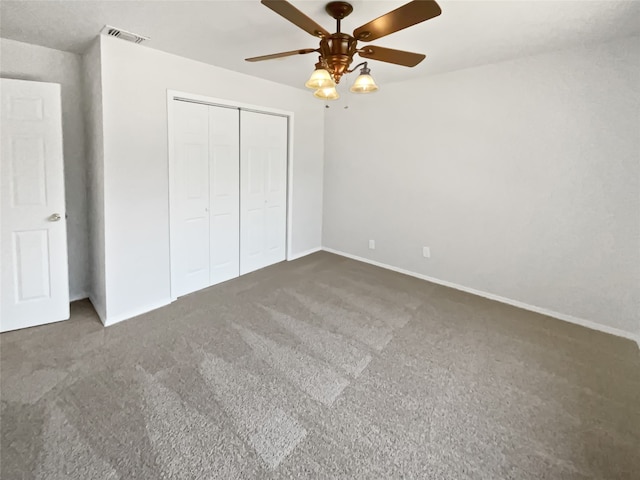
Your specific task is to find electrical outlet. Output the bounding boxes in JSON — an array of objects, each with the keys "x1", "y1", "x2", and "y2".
[
  {"x1": 369, "y1": 240, "x2": 375, "y2": 250},
  {"x1": 423, "y1": 246, "x2": 431, "y2": 258}
]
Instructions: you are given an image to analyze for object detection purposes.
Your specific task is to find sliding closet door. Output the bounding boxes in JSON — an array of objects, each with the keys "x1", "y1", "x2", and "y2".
[
  {"x1": 240, "y1": 111, "x2": 288, "y2": 275},
  {"x1": 173, "y1": 101, "x2": 210, "y2": 297},
  {"x1": 208, "y1": 106, "x2": 240, "y2": 285}
]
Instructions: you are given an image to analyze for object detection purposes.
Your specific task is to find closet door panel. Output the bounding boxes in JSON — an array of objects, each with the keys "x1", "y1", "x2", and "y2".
[
  {"x1": 240, "y1": 111, "x2": 287, "y2": 275},
  {"x1": 244, "y1": 148, "x2": 266, "y2": 264},
  {"x1": 209, "y1": 107, "x2": 240, "y2": 285},
  {"x1": 173, "y1": 101, "x2": 210, "y2": 296},
  {"x1": 265, "y1": 134, "x2": 287, "y2": 255}
]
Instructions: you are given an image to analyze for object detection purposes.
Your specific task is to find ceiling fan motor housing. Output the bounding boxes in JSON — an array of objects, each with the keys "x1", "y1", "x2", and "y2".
[{"x1": 319, "y1": 33, "x2": 358, "y2": 83}]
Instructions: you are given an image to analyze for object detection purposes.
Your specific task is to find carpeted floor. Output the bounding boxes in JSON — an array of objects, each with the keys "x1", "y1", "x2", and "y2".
[{"x1": 1, "y1": 251, "x2": 639, "y2": 479}]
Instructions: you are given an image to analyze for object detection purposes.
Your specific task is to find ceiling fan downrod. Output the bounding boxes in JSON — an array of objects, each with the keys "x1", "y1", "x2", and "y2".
[{"x1": 326, "y1": 1, "x2": 353, "y2": 33}]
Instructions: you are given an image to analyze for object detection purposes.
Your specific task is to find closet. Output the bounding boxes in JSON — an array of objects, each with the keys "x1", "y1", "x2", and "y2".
[{"x1": 170, "y1": 99, "x2": 288, "y2": 298}]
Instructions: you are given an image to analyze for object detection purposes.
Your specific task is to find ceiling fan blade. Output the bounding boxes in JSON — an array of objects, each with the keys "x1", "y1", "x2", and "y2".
[
  {"x1": 261, "y1": 0, "x2": 330, "y2": 38},
  {"x1": 358, "y1": 46, "x2": 426, "y2": 67},
  {"x1": 353, "y1": 0, "x2": 442, "y2": 42},
  {"x1": 245, "y1": 48, "x2": 317, "y2": 62}
]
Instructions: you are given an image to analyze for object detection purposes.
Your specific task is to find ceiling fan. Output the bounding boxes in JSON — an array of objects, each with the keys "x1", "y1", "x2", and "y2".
[{"x1": 246, "y1": 0, "x2": 442, "y2": 99}]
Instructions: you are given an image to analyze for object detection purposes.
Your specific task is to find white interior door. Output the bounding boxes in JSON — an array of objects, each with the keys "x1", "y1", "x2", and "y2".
[
  {"x1": 172, "y1": 101, "x2": 210, "y2": 297},
  {"x1": 0, "y1": 78, "x2": 69, "y2": 332},
  {"x1": 240, "y1": 111, "x2": 288, "y2": 275},
  {"x1": 208, "y1": 106, "x2": 240, "y2": 285}
]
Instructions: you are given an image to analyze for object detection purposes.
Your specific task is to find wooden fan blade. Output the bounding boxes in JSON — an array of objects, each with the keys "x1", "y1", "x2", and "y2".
[
  {"x1": 358, "y1": 46, "x2": 426, "y2": 67},
  {"x1": 245, "y1": 48, "x2": 317, "y2": 62},
  {"x1": 262, "y1": 0, "x2": 330, "y2": 38},
  {"x1": 353, "y1": 0, "x2": 442, "y2": 42}
]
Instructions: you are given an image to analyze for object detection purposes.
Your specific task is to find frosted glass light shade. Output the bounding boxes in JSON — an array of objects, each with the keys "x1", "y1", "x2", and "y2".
[
  {"x1": 350, "y1": 73, "x2": 379, "y2": 93},
  {"x1": 313, "y1": 86, "x2": 340, "y2": 100},
  {"x1": 305, "y1": 68, "x2": 335, "y2": 89}
]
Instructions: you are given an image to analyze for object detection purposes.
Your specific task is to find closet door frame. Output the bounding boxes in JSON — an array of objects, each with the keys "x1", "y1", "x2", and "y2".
[{"x1": 167, "y1": 89, "x2": 294, "y2": 301}]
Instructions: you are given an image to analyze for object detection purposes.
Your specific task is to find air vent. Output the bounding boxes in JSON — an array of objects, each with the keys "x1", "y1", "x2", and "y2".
[{"x1": 100, "y1": 25, "x2": 149, "y2": 44}]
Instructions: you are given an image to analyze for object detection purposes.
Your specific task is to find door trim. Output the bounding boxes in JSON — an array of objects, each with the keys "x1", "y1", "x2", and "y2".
[{"x1": 166, "y1": 89, "x2": 294, "y2": 301}]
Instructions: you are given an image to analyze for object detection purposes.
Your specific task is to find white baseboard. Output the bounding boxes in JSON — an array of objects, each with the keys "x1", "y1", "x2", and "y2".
[
  {"x1": 102, "y1": 298, "x2": 172, "y2": 327},
  {"x1": 322, "y1": 247, "x2": 640, "y2": 347},
  {"x1": 288, "y1": 246, "x2": 322, "y2": 261}
]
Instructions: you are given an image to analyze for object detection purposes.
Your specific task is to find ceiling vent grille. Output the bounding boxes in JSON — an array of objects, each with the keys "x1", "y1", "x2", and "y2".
[{"x1": 100, "y1": 25, "x2": 149, "y2": 44}]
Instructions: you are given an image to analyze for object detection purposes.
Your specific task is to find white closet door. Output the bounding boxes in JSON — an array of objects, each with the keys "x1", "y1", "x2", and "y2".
[
  {"x1": 240, "y1": 111, "x2": 288, "y2": 275},
  {"x1": 208, "y1": 106, "x2": 240, "y2": 285},
  {"x1": 0, "y1": 78, "x2": 69, "y2": 332},
  {"x1": 173, "y1": 101, "x2": 210, "y2": 297}
]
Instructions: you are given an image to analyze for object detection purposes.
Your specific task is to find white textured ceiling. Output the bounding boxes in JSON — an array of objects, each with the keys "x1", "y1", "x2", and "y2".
[{"x1": 1, "y1": 0, "x2": 639, "y2": 89}]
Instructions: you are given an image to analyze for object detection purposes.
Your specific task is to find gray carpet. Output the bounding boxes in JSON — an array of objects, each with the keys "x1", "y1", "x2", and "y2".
[{"x1": 1, "y1": 251, "x2": 639, "y2": 479}]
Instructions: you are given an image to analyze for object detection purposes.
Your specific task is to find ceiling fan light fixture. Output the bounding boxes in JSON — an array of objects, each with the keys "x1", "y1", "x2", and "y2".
[
  {"x1": 249, "y1": 1, "x2": 441, "y2": 99},
  {"x1": 350, "y1": 65, "x2": 378, "y2": 93},
  {"x1": 313, "y1": 85, "x2": 340, "y2": 100},
  {"x1": 305, "y1": 68, "x2": 335, "y2": 89}
]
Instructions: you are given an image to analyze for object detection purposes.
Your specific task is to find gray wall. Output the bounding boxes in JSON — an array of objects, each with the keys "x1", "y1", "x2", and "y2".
[
  {"x1": 80, "y1": 38, "x2": 106, "y2": 321},
  {"x1": 1, "y1": 38, "x2": 89, "y2": 300},
  {"x1": 323, "y1": 35, "x2": 640, "y2": 338}
]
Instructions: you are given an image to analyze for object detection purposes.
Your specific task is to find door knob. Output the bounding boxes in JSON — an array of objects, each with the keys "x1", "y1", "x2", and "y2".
[{"x1": 49, "y1": 213, "x2": 62, "y2": 222}]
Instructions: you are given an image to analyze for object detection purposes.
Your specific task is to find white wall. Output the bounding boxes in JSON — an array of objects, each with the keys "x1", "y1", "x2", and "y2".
[
  {"x1": 80, "y1": 38, "x2": 106, "y2": 321},
  {"x1": 323, "y1": 35, "x2": 640, "y2": 339},
  {"x1": 97, "y1": 35, "x2": 324, "y2": 323},
  {"x1": 0, "y1": 38, "x2": 89, "y2": 301}
]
